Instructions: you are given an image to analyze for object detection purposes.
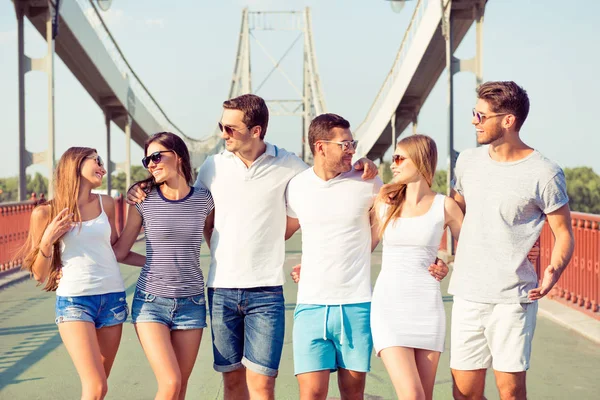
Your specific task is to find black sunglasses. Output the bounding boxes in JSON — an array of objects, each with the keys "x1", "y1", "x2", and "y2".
[
  {"x1": 218, "y1": 122, "x2": 253, "y2": 136},
  {"x1": 142, "y1": 150, "x2": 174, "y2": 169},
  {"x1": 87, "y1": 155, "x2": 104, "y2": 167}
]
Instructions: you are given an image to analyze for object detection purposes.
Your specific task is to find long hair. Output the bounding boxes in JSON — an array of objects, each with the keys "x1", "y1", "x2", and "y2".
[
  {"x1": 375, "y1": 134, "x2": 438, "y2": 238},
  {"x1": 18, "y1": 147, "x2": 98, "y2": 291},
  {"x1": 136, "y1": 132, "x2": 193, "y2": 193}
]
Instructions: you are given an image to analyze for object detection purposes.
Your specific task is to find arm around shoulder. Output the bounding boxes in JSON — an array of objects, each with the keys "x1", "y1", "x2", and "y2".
[{"x1": 112, "y1": 203, "x2": 143, "y2": 262}]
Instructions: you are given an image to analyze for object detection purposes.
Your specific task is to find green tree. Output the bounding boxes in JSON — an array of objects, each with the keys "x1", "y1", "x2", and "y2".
[
  {"x1": 378, "y1": 162, "x2": 393, "y2": 184},
  {"x1": 432, "y1": 170, "x2": 448, "y2": 194},
  {"x1": 564, "y1": 167, "x2": 600, "y2": 213},
  {"x1": 99, "y1": 166, "x2": 150, "y2": 195},
  {"x1": 0, "y1": 176, "x2": 18, "y2": 202},
  {"x1": 27, "y1": 172, "x2": 48, "y2": 196}
]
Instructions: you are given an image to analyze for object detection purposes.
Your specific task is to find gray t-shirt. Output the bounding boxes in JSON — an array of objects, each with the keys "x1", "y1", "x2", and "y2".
[{"x1": 449, "y1": 146, "x2": 569, "y2": 304}]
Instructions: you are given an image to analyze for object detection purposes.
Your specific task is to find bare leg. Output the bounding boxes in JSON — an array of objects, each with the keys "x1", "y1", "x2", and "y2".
[
  {"x1": 380, "y1": 346, "x2": 425, "y2": 400},
  {"x1": 246, "y1": 368, "x2": 276, "y2": 400},
  {"x1": 171, "y1": 329, "x2": 203, "y2": 400},
  {"x1": 223, "y1": 369, "x2": 249, "y2": 400},
  {"x1": 297, "y1": 370, "x2": 330, "y2": 400},
  {"x1": 493, "y1": 370, "x2": 527, "y2": 400},
  {"x1": 58, "y1": 321, "x2": 108, "y2": 400},
  {"x1": 451, "y1": 369, "x2": 487, "y2": 400},
  {"x1": 414, "y1": 349, "x2": 441, "y2": 400},
  {"x1": 95, "y1": 324, "x2": 123, "y2": 377},
  {"x1": 135, "y1": 323, "x2": 181, "y2": 400},
  {"x1": 337, "y1": 368, "x2": 367, "y2": 400}
]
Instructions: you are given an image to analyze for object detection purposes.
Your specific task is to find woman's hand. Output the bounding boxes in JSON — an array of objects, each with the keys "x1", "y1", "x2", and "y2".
[{"x1": 40, "y1": 208, "x2": 73, "y2": 249}]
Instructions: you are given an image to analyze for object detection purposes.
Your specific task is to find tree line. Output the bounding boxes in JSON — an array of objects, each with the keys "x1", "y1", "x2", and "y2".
[
  {"x1": 1, "y1": 166, "x2": 598, "y2": 214},
  {"x1": 378, "y1": 164, "x2": 600, "y2": 214}
]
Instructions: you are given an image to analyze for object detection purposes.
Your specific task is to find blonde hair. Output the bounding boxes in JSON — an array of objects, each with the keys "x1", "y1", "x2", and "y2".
[
  {"x1": 18, "y1": 147, "x2": 97, "y2": 291},
  {"x1": 375, "y1": 134, "x2": 437, "y2": 238}
]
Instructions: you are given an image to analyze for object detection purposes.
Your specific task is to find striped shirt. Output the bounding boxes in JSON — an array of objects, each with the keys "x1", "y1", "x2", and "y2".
[{"x1": 135, "y1": 186, "x2": 214, "y2": 297}]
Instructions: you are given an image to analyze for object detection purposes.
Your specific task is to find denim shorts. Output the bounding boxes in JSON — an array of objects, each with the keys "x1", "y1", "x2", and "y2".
[
  {"x1": 131, "y1": 288, "x2": 207, "y2": 330},
  {"x1": 208, "y1": 286, "x2": 285, "y2": 377},
  {"x1": 293, "y1": 302, "x2": 373, "y2": 375},
  {"x1": 55, "y1": 291, "x2": 128, "y2": 329}
]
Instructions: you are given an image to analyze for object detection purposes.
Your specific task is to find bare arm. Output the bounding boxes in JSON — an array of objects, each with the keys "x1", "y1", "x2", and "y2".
[
  {"x1": 450, "y1": 189, "x2": 466, "y2": 215},
  {"x1": 112, "y1": 204, "x2": 143, "y2": 263},
  {"x1": 203, "y1": 209, "x2": 215, "y2": 249},
  {"x1": 103, "y1": 195, "x2": 145, "y2": 267},
  {"x1": 528, "y1": 204, "x2": 575, "y2": 300},
  {"x1": 353, "y1": 158, "x2": 379, "y2": 180},
  {"x1": 370, "y1": 207, "x2": 380, "y2": 252},
  {"x1": 28, "y1": 206, "x2": 71, "y2": 282},
  {"x1": 285, "y1": 216, "x2": 301, "y2": 240},
  {"x1": 444, "y1": 196, "x2": 464, "y2": 240}
]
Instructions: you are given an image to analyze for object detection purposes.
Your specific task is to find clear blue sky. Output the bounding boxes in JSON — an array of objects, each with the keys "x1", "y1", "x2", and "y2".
[{"x1": 0, "y1": 0, "x2": 598, "y2": 179}]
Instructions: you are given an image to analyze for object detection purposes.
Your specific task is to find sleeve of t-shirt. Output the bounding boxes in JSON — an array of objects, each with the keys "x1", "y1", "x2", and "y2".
[
  {"x1": 371, "y1": 177, "x2": 384, "y2": 206},
  {"x1": 285, "y1": 182, "x2": 298, "y2": 219},
  {"x1": 538, "y1": 170, "x2": 569, "y2": 214},
  {"x1": 134, "y1": 199, "x2": 144, "y2": 222},
  {"x1": 204, "y1": 189, "x2": 215, "y2": 216},
  {"x1": 194, "y1": 156, "x2": 214, "y2": 190},
  {"x1": 452, "y1": 153, "x2": 465, "y2": 195}
]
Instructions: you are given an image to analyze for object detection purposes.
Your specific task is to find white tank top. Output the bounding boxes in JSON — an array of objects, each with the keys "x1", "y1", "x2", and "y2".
[{"x1": 56, "y1": 195, "x2": 125, "y2": 296}]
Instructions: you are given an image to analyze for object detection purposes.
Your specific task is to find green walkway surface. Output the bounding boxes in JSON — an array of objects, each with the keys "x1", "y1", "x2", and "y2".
[{"x1": 1, "y1": 236, "x2": 599, "y2": 399}]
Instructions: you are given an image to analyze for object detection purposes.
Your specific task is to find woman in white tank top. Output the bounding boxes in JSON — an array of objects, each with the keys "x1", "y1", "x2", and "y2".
[
  {"x1": 18, "y1": 147, "x2": 145, "y2": 400},
  {"x1": 370, "y1": 135, "x2": 463, "y2": 400}
]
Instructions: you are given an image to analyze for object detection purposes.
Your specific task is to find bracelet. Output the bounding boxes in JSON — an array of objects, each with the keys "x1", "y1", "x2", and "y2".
[{"x1": 39, "y1": 246, "x2": 53, "y2": 259}]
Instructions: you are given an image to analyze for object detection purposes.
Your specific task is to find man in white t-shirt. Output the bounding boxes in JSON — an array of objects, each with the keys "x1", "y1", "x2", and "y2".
[{"x1": 285, "y1": 113, "x2": 383, "y2": 399}]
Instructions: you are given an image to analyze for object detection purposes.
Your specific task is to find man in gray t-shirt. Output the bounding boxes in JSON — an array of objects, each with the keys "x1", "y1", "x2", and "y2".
[{"x1": 449, "y1": 81, "x2": 574, "y2": 400}]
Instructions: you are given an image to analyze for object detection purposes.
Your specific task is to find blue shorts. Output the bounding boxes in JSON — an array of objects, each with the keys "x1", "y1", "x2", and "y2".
[
  {"x1": 293, "y1": 303, "x2": 373, "y2": 375},
  {"x1": 131, "y1": 288, "x2": 207, "y2": 330},
  {"x1": 208, "y1": 286, "x2": 285, "y2": 377},
  {"x1": 55, "y1": 291, "x2": 128, "y2": 328}
]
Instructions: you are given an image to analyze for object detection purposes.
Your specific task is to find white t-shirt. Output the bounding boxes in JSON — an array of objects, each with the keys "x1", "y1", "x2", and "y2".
[
  {"x1": 286, "y1": 167, "x2": 383, "y2": 305},
  {"x1": 195, "y1": 142, "x2": 308, "y2": 288}
]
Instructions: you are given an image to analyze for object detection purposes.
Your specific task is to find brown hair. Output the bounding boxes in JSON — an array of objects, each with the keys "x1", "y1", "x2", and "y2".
[
  {"x1": 477, "y1": 81, "x2": 530, "y2": 131},
  {"x1": 375, "y1": 134, "x2": 437, "y2": 237},
  {"x1": 308, "y1": 113, "x2": 351, "y2": 155},
  {"x1": 223, "y1": 94, "x2": 269, "y2": 139},
  {"x1": 136, "y1": 132, "x2": 192, "y2": 193},
  {"x1": 18, "y1": 147, "x2": 97, "y2": 291}
]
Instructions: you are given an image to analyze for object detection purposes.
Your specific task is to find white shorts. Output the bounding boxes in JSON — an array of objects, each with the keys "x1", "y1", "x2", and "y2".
[{"x1": 450, "y1": 297, "x2": 538, "y2": 373}]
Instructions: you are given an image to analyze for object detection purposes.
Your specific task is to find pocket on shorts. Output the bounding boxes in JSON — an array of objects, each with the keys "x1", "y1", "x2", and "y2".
[
  {"x1": 190, "y1": 294, "x2": 206, "y2": 306},
  {"x1": 134, "y1": 289, "x2": 156, "y2": 303},
  {"x1": 110, "y1": 303, "x2": 129, "y2": 322}
]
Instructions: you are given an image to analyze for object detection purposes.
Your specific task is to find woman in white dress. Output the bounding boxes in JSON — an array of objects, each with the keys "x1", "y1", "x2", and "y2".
[{"x1": 370, "y1": 134, "x2": 463, "y2": 400}]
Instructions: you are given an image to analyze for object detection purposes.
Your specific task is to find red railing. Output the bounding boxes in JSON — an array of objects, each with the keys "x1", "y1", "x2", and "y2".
[
  {"x1": 0, "y1": 194, "x2": 126, "y2": 273},
  {"x1": 440, "y1": 211, "x2": 600, "y2": 316},
  {"x1": 539, "y1": 212, "x2": 600, "y2": 315}
]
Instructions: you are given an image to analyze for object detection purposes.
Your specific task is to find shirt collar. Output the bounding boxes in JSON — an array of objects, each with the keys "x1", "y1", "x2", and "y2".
[{"x1": 222, "y1": 141, "x2": 278, "y2": 159}]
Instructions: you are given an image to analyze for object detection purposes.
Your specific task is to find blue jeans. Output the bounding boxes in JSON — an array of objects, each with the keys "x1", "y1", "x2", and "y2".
[
  {"x1": 131, "y1": 288, "x2": 207, "y2": 330},
  {"x1": 208, "y1": 286, "x2": 285, "y2": 377},
  {"x1": 55, "y1": 291, "x2": 128, "y2": 328}
]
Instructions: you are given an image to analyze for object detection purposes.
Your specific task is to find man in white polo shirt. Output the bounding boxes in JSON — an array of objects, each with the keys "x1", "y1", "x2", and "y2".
[
  {"x1": 127, "y1": 94, "x2": 378, "y2": 400},
  {"x1": 285, "y1": 113, "x2": 383, "y2": 399}
]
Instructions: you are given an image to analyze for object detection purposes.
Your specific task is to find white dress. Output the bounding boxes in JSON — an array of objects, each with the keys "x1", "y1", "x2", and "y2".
[{"x1": 371, "y1": 194, "x2": 447, "y2": 354}]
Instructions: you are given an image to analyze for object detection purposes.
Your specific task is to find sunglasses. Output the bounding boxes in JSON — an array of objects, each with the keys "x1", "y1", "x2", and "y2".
[
  {"x1": 472, "y1": 108, "x2": 509, "y2": 124},
  {"x1": 142, "y1": 150, "x2": 174, "y2": 169},
  {"x1": 87, "y1": 155, "x2": 104, "y2": 167},
  {"x1": 218, "y1": 122, "x2": 250, "y2": 136},
  {"x1": 392, "y1": 154, "x2": 409, "y2": 165},
  {"x1": 319, "y1": 140, "x2": 358, "y2": 152}
]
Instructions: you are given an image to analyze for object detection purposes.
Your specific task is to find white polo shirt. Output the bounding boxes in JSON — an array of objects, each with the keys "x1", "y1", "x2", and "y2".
[
  {"x1": 286, "y1": 167, "x2": 382, "y2": 305},
  {"x1": 195, "y1": 142, "x2": 308, "y2": 288}
]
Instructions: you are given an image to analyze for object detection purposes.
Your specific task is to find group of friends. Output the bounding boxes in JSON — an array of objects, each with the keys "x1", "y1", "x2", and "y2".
[{"x1": 20, "y1": 80, "x2": 575, "y2": 400}]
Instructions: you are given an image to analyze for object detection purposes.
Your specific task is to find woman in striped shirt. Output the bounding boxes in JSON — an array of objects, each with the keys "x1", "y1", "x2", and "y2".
[{"x1": 114, "y1": 132, "x2": 214, "y2": 400}]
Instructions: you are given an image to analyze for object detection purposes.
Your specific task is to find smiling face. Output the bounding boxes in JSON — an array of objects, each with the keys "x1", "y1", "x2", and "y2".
[
  {"x1": 220, "y1": 108, "x2": 259, "y2": 154},
  {"x1": 320, "y1": 127, "x2": 356, "y2": 175},
  {"x1": 390, "y1": 145, "x2": 420, "y2": 184},
  {"x1": 472, "y1": 98, "x2": 507, "y2": 145},
  {"x1": 145, "y1": 142, "x2": 179, "y2": 184},
  {"x1": 79, "y1": 152, "x2": 106, "y2": 188}
]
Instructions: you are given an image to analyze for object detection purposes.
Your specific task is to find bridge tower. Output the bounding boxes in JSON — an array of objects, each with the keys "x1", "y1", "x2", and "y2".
[{"x1": 230, "y1": 8, "x2": 327, "y2": 164}]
